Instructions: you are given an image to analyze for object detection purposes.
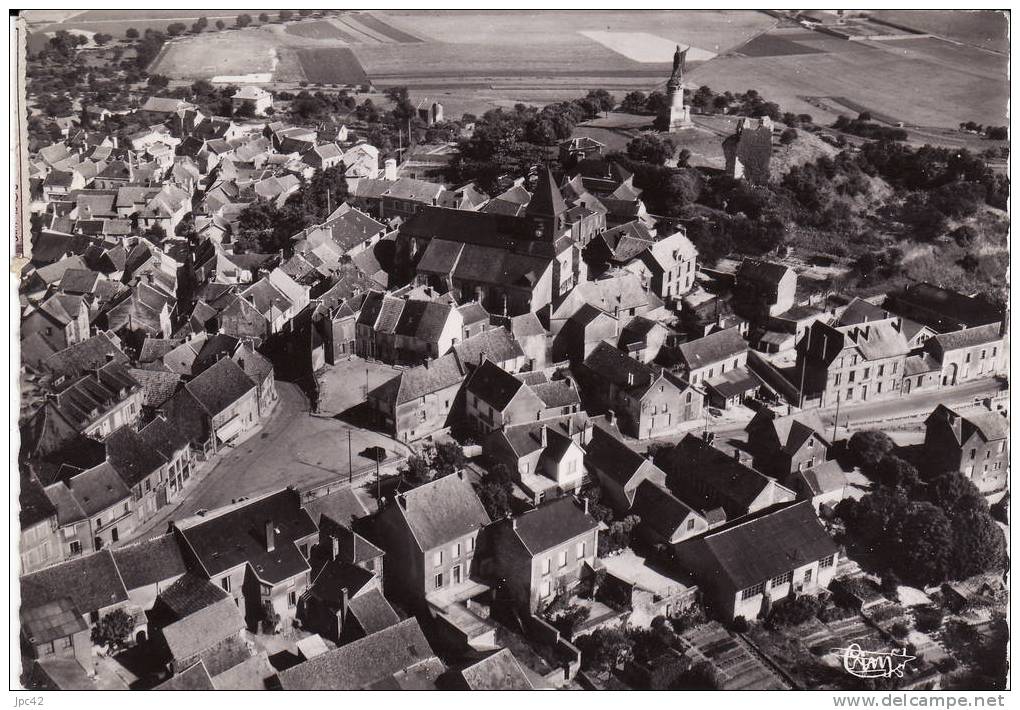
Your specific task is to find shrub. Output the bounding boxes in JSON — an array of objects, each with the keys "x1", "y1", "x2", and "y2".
[
  {"x1": 731, "y1": 616, "x2": 749, "y2": 633},
  {"x1": 780, "y1": 127, "x2": 798, "y2": 144},
  {"x1": 880, "y1": 571, "x2": 901, "y2": 602},
  {"x1": 890, "y1": 622, "x2": 909, "y2": 638},
  {"x1": 767, "y1": 595, "x2": 823, "y2": 628},
  {"x1": 914, "y1": 605, "x2": 945, "y2": 633},
  {"x1": 848, "y1": 430, "x2": 895, "y2": 471}
]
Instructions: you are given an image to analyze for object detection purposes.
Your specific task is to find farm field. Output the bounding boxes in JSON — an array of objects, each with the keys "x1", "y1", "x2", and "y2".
[
  {"x1": 150, "y1": 29, "x2": 280, "y2": 81},
  {"x1": 295, "y1": 48, "x2": 369, "y2": 85},
  {"x1": 871, "y1": 10, "x2": 1008, "y2": 53}
]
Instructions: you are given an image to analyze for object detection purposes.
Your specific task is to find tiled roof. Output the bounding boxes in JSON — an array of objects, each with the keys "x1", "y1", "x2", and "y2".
[
  {"x1": 155, "y1": 662, "x2": 215, "y2": 690},
  {"x1": 585, "y1": 424, "x2": 660, "y2": 486},
  {"x1": 371, "y1": 351, "x2": 465, "y2": 406},
  {"x1": 453, "y1": 327, "x2": 524, "y2": 368},
  {"x1": 162, "y1": 597, "x2": 245, "y2": 662},
  {"x1": 155, "y1": 572, "x2": 231, "y2": 621},
  {"x1": 677, "y1": 327, "x2": 748, "y2": 370},
  {"x1": 21, "y1": 597, "x2": 88, "y2": 645},
  {"x1": 465, "y1": 359, "x2": 526, "y2": 411},
  {"x1": 183, "y1": 357, "x2": 255, "y2": 416},
  {"x1": 632, "y1": 480, "x2": 698, "y2": 540},
  {"x1": 931, "y1": 323, "x2": 1003, "y2": 352},
  {"x1": 68, "y1": 462, "x2": 131, "y2": 516},
  {"x1": 394, "y1": 473, "x2": 490, "y2": 551},
  {"x1": 347, "y1": 587, "x2": 401, "y2": 635},
  {"x1": 457, "y1": 648, "x2": 535, "y2": 690},
  {"x1": 42, "y1": 332, "x2": 128, "y2": 380},
  {"x1": 394, "y1": 299, "x2": 453, "y2": 342},
  {"x1": 20, "y1": 549, "x2": 129, "y2": 613},
  {"x1": 127, "y1": 368, "x2": 181, "y2": 408},
  {"x1": 508, "y1": 496, "x2": 597, "y2": 554},
  {"x1": 111, "y1": 534, "x2": 187, "y2": 591}
]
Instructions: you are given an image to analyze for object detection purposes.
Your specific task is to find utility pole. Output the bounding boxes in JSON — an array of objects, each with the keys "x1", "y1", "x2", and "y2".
[
  {"x1": 365, "y1": 367, "x2": 369, "y2": 398},
  {"x1": 831, "y1": 393, "x2": 841, "y2": 443},
  {"x1": 348, "y1": 429, "x2": 353, "y2": 484},
  {"x1": 376, "y1": 455, "x2": 381, "y2": 512},
  {"x1": 798, "y1": 325, "x2": 812, "y2": 409}
]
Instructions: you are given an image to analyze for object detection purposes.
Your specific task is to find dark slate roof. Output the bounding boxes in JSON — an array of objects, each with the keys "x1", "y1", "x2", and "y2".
[
  {"x1": 695, "y1": 501, "x2": 838, "y2": 590},
  {"x1": 162, "y1": 597, "x2": 246, "y2": 662},
  {"x1": 632, "y1": 480, "x2": 697, "y2": 539},
  {"x1": 677, "y1": 327, "x2": 747, "y2": 369},
  {"x1": 465, "y1": 359, "x2": 525, "y2": 411},
  {"x1": 582, "y1": 341, "x2": 654, "y2": 391},
  {"x1": 19, "y1": 474, "x2": 57, "y2": 530},
  {"x1": 736, "y1": 258, "x2": 792, "y2": 287},
  {"x1": 68, "y1": 462, "x2": 131, "y2": 517},
  {"x1": 531, "y1": 379, "x2": 580, "y2": 409},
  {"x1": 105, "y1": 426, "x2": 168, "y2": 489},
  {"x1": 457, "y1": 648, "x2": 535, "y2": 690},
  {"x1": 370, "y1": 351, "x2": 465, "y2": 406},
  {"x1": 308, "y1": 560, "x2": 375, "y2": 603},
  {"x1": 394, "y1": 299, "x2": 453, "y2": 342},
  {"x1": 111, "y1": 534, "x2": 187, "y2": 591},
  {"x1": 453, "y1": 328, "x2": 525, "y2": 368},
  {"x1": 155, "y1": 661, "x2": 215, "y2": 690},
  {"x1": 931, "y1": 322, "x2": 1003, "y2": 352},
  {"x1": 584, "y1": 424, "x2": 651, "y2": 485},
  {"x1": 302, "y1": 488, "x2": 370, "y2": 528},
  {"x1": 176, "y1": 489, "x2": 316, "y2": 584},
  {"x1": 394, "y1": 472, "x2": 490, "y2": 552},
  {"x1": 21, "y1": 597, "x2": 88, "y2": 645},
  {"x1": 664, "y1": 435, "x2": 777, "y2": 518},
  {"x1": 127, "y1": 367, "x2": 182, "y2": 408},
  {"x1": 509, "y1": 496, "x2": 597, "y2": 554},
  {"x1": 156, "y1": 571, "x2": 231, "y2": 620},
  {"x1": 894, "y1": 282, "x2": 1003, "y2": 329},
  {"x1": 21, "y1": 550, "x2": 128, "y2": 613},
  {"x1": 347, "y1": 588, "x2": 401, "y2": 635},
  {"x1": 526, "y1": 166, "x2": 567, "y2": 218},
  {"x1": 42, "y1": 332, "x2": 128, "y2": 379},
  {"x1": 277, "y1": 618, "x2": 440, "y2": 690},
  {"x1": 183, "y1": 357, "x2": 255, "y2": 416}
]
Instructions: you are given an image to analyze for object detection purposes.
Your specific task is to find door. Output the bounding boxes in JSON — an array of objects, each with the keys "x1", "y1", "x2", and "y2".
[{"x1": 452, "y1": 565, "x2": 462, "y2": 585}]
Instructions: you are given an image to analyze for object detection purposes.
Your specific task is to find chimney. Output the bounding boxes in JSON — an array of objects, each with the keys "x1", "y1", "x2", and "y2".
[
  {"x1": 340, "y1": 586, "x2": 349, "y2": 620},
  {"x1": 583, "y1": 497, "x2": 589, "y2": 516},
  {"x1": 540, "y1": 425, "x2": 547, "y2": 447},
  {"x1": 264, "y1": 521, "x2": 275, "y2": 552},
  {"x1": 331, "y1": 535, "x2": 339, "y2": 561},
  {"x1": 384, "y1": 158, "x2": 397, "y2": 181},
  {"x1": 511, "y1": 516, "x2": 517, "y2": 530}
]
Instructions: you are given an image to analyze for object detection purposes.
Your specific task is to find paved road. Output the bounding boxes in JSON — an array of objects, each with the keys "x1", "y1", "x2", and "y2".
[{"x1": 124, "y1": 380, "x2": 406, "y2": 542}]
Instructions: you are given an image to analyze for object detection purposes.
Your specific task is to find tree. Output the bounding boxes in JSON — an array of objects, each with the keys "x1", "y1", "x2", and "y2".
[
  {"x1": 626, "y1": 134, "x2": 675, "y2": 165},
  {"x1": 234, "y1": 101, "x2": 255, "y2": 119},
  {"x1": 236, "y1": 14, "x2": 253, "y2": 28},
  {"x1": 166, "y1": 22, "x2": 187, "y2": 36},
  {"x1": 949, "y1": 507, "x2": 1007, "y2": 579},
  {"x1": 766, "y1": 595, "x2": 823, "y2": 628},
  {"x1": 545, "y1": 601, "x2": 591, "y2": 639},
  {"x1": 925, "y1": 471, "x2": 987, "y2": 514},
  {"x1": 93, "y1": 32, "x2": 113, "y2": 46},
  {"x1": 585, "y1": 89, "x2": 616, "y2": 115},
  {"x1": 874, "y1": 455, "x2": 920, "y2": 491},
  {"x1": 216, "y1": 19, "x2": 226, "y2": 30},
  {"x1": 848, "y1": 430, "x2": 895, "y2": 472},
  {"x1": 914, "y1": 605, "x2": 945, "y2": 633},
  {"x1": 601, "y1": 514, "x2": 640, "y2": 556},
  {"x1": 433, "y1": 441, "x2": 466, "y2": 479},
  {"x1": 894, "y1": 502, "x2": 954, "y2": 586},
  {"x1": 475, "y1": 463, "x2": 514, "y2": 520},
  {"x1": 258, "y1": 12, "x2": 270, "y2": 23},
  {"x1": 91, "y1": 609, "x2": 134, "y2": 652},
  {"x1": 279, "y1": 10, "x2": 294, "y2": 21},
  {"x1": 644, "y1": 91, "x2": 669, "y2": 115},
  {"x1": 779, "y1": 127, "x2": 798, "y2": 145},
  {"x1": 575, "y1": 627, "x2": 634, "y2": 672},
  {"x1": 621, "y1": 90, "x2": 647, "y2": 114},
  {"x1": 125, "y1": 27, "x2": 139, "y2": 39},
  {"x1": 674, "y1": 660, "x2": 720, "y2": 690}
]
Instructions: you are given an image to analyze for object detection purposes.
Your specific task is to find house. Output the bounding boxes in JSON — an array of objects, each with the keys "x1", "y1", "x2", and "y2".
[
  {"x1": 554, "y1": 303, "x2": 619, "y2": 363},
  {"x1": 110, "y1": 534, "x2": 188, "y2": 641},
  {"x1": 156, "y1": 596, "x2": 248, "y2": 675},
  {"x1": 795, "y1": 319, "x2": 910, "y2": 408},
  {"x1": 884, "y1": 282, "x2": 1005, "y2": 333},
  {"x1": 483, "y1": 496, "x2": 599, "y2": 611},
  {"x1": 171, "y1": 357, "x2": 258, "y2": 451},
  {"x1": 632, "y1": 229, "x2": 698, "y2": 301},
  {"x1": 783, "y1": 460, "x2": 851, "y2": 515},
  {"x1": 348, "y1": 176, "x2": 445, "y2": 220},
  {"x1": 578, "y1": 341, "x2": 701, "y2": 439},
  {"x1": 148, "y1": 572, "x2": 231, "y2": 631},
  {"x1": 924, "y1": 322, "x2": 1007, "y2": 387},
  {"x1": 231, "y1": 86, "x2": 273, "y2": 116},
  {"x1": 485, "y1": 414, "x2": 591, "y2": 503},
  {"x1": 617, "y1": 316, "x2": 670, "y2": 365},
  {"x1": 584, "y1": 424, "x2": 667, "y2": 514},
  {"x1": 672, "y1": 501, "x2": 839, "y2": 621},
  {"x1": 446, "y1": 648, "x2": 537, "y2": 690},
  {"x1": 372, "y1": 472, "x2": 490, "y2": 605},
  {"x1": 154, "y1": 661, "x2": 215, "y2": 690},
  {"x1": 275, "y1": 618, "x2": 444, "y2": 690},
  {"x1": 172, "y1": 489, "x2": 318, "y2": 629},
  {"x1": 391, "y1": 299, "x2": 464, "y2": 365},
  {"x1": 368, "y1": 351, "x2": 466, "y2": 443},
  {"x1": 19, "y1": 474, "x2": 62, "y2": 574},
  {"x1": 20, "y1": 598, "x2": 93, "y2": 677},
  {"x1": 20, "y1": 549, "x2": 129, "y2": 629},
  {"x1": 507, "y1": 312, "x2": 549, "y2": 370},
  {"x1": 105, "y1": 419, "x2": 194, "y2": 523},
  {"x1": 923, "y1": 404, "x2": 1009, "y2": 493},
  {"x1": 464, "y1": 359, "x2": 546, "y2": 435},
  {"x1": 745, "y1": 409, "x2": 832, "y2": 479},
  {"x1": 21, "y1": 293, "x2": 91, "y2": 351},
  {"x1": 675, "y1": 327, "x2": 749, "y2": 388},
  {"x1": 453, "y1": 326, "x2": 526, "y2": 374},
  {"x1": 560, "y1": 135, "x2": 605, "y2": 164},
  {"x1": 41, "y1": 362, "x2": 144, "y2": 441},
  {"x1": 66, "y1": 462, "x2": 136, "y2": 552},
  {"x1": 630, "y1": 480, "x2": 709, "y2": 546},
  {"x1": 660, "y1": 434, "x2": 796, "y2": 521},
  {"x1": 732, "y1": 258, "x2": 796, "y2": 321}
]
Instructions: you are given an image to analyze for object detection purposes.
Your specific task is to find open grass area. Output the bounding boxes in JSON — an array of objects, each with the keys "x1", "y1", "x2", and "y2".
[
  {"x1": 871, "y1": 10, "x2": 1008, "y2": 53},
  {"x1": 296, "y1": 47, "x2": 369, "y2": 85},
  {"x1": 284, "y1": 20, "x2": 357, "y2": 42}
]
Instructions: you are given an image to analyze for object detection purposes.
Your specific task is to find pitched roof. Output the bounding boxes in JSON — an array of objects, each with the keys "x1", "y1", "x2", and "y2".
[
  {"x1": 308, "y1": 559, "x2": 375, "y2": 603},
  {"x1": 531, "y1": 379, "x2": 580, "y2": 409},
  {"x1": 276, "y1": 618, "x2": 441, "y2": 690},
  {"x1": 465, "y1": 359, "x2": 526, "y2": 410},
  {"x1": 19, "y1": 474, "x2": 57, "y2": 530},
  {"x1": 162, "y1": 597, "x2": 245, "y2": 662},
  {"x1": 21, "y1": 597, "x2": 88, "y2": 645},
  {"x1": 183, "y1": 357, "x2": 255, "y2": 416},
  {"x1": 692, "y1": 501, "x2": 838, "y2": 590},
  {"x1": 393, "y1": 473, "x2": 490, "y2": 551},
  {"x1": 394, "y1": 299, "x2": 454, "y2": 342},
  {"x1": 453, "y1": 327, "x2": 524, "y2": 368},
  {"x1": 155, "y1": 661, "x2": 215, "y2": 690},
  {"x1": 508, "y1": 496, "x2": 597, "y2": 554},
  {"x1": 126, "y1": 367, "x2": 182, "y2": 408},
  {"x1": 156, "y1": 572, "x2": 231, "y2": 620},
  {"x1": 68, "y1": 462, "x2": 131, "y2": 516},
  {"x1": 790, "y1": 459, "x2": 849, "y2": 496},
  {"x1": 301, "y1": 487, "x2": 370, "y2": 527},
  {"x1": 42, "y1": 332, "x2": 128, "y2": 379},
  {"x1": 632, "y1": 480, "x2": 698, "y2": 539},
  {"x1": 526, "y1": 166, "x2": 567, "y2": 219},
  {"x1": 211, "y1": 652, "x2": 275, "y2": 690},
  {"x1": 111, "y1": 534, "x2": 187, "y2": 591},
  {"x1": 176, "y1": 489, "x2": 316, "y2": 584},
  {"x1": 105, "y1": 425, "x2": 169, "y2": 488},
  {"x1": 20, "y1": 549, "x2": 128, "y2": 613},
  {"x1": 931, "y1": 322, "x2": 1003, "y2": 352},
  {"x1": 457, "y1": 648, "x2": 535, "y2": 690},
  {"x1": 346, "y1": 588, "x2": 401, "y2": 635},
  {"x1": 585, "y1": 424, "x2": 660, "y2": 487},
  {"x1": 370, "y1": 351, "x2": 464, "y2": 406},
  {"x1": 677, "y1": 327, "x2": 747, "y2": 370}
]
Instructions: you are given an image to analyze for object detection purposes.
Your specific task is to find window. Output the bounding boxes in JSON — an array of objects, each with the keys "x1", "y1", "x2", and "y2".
[
  {"x1": 288, "y1": 590, "x2": 297, "y2": 608},
  {"x1": 992, "y1": 347, "x2": 997, "y2": 357},
  {"x1": 771, "y1": 571, "x2": 792, "y2": 588},
  {"x1": 434, "y1": 572, "x2": 444, "y2": 589},
  {"x1": 221, "y1": 576, "x2": 231, "y2": 592},
  {"x1": 876, "y1": 382, "x2": 882, "y2": 394},
  {"x1": 69, "y1": 540, "x2": 81, "y2": 556},
  {"x1": 848, "y1": 370, "x2": 856, "y2": 383},
  {"x1": 687, "y1": 518, "x2": 695, "y2": 531},
  {"x1": 96, "y1": 518, "x2": 103, "y2": 529},
  {"x1": 834, "y1": 373, "x2": 841, "y2": 386},
  {"x1": 846, "y1": 388, "x2": 853, "y2": 401},
  {"x1": 61, "y1": 636, "x2": 73, "y2": 649},
  {"x1": 542, "y1": 580, "x2": 553, "y2": 598},
  {"x1": 542, "y1": 558, "x2": 551, "y2": 575},
  {"x1": 877, "y1": 364, "x2": 884, "y2": 377},
  {"x1": 819, "y1": 555, "x2": 835, "y2": 569},
  {"x1": 741, "y1": 582, "x2": 765, "y2": 600},
  {"x1": 804, "y1": 568, "x2": 813, "y2": 583},
  {"x1": 42, "y1": 641, "x2": 55, "y2": 656},
  {"x1": 970, "y1": 448, "x2": 977, "y2": 460},
  {"x1": 576, "y1": 541, "x2": 586, "y2": 559},
  {"x1": 558, "y1": 550, "x2": 568, "y2": 568},
  {"x1": 433, "y1": 551, "x2": 443, "y2": 567},
  {"x1": 145, "y1": 479, "x2": 151, "y2": 493},
  {"x1": 454, "y1": 543, "x2": 462, "y2": 558},
  {"x1": 890, "y1": 361, "x2": 897, "y2": 374},
  {"x1": 468, "y1": 536, "x2": 475, "y2": 552},
  {"x1": 862, "y1": 367, "x2": 870, "y2": 379},
  {"x1": 965, "y1": 353, "x2": 972, "y2": 363},
  {"x1": 981, "y1": 349, "x2": 987, "y2": 360},
  {"x1": 998, "y1": 442, "x2": 1005, "y2": 453},
  {"x1": 965, "y1": 465, "x2": 974, "y2": 477}
]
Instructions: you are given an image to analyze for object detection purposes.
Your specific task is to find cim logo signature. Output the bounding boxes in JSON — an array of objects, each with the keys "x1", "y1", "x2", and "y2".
[{"x1": 833, "y1": 644, "x2": 916, "y2": 679}]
